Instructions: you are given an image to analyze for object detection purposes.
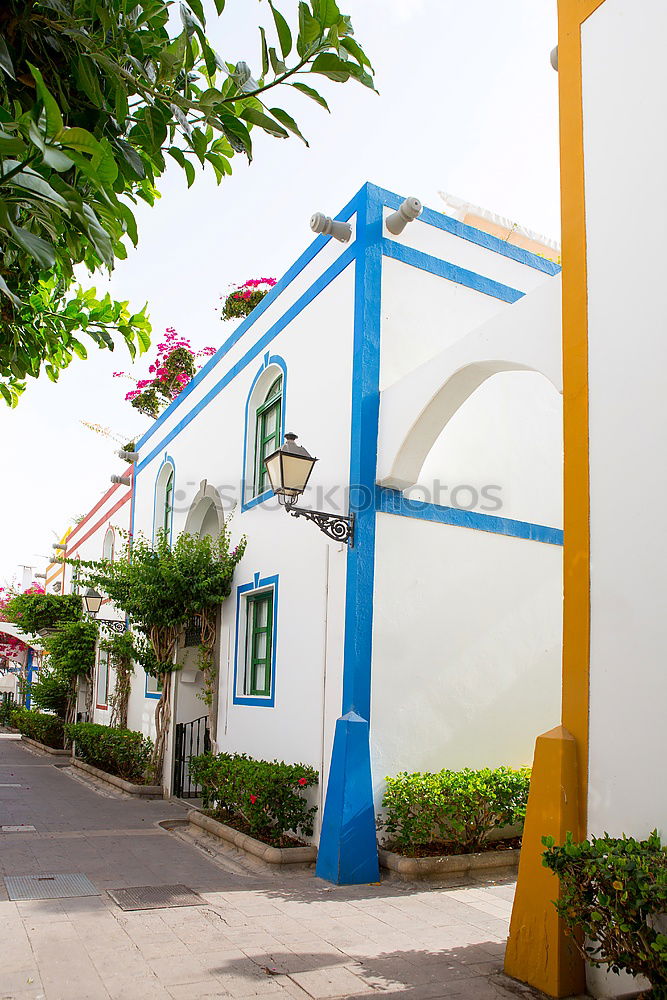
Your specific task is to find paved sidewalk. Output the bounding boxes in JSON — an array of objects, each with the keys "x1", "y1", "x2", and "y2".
[{"x1": 0, "y1": 734, "x2": 533, "y2": 1000}]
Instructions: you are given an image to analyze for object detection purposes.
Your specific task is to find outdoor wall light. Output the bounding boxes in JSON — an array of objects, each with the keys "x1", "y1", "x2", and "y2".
[
  {"x1": 52, "y1": 542, "x2": 66, "y2": 551},
  {"x1": 117, "y1": 448, "x2": 139, "y2": 462},
  {"x1": 264, "y1": 433, "x2": 355, "y2": 546},
  {"x1": 310, "y1": 212, "x2": 352, "y2": 243},
  {"x1": 110, "y1": 474, "x2": 132, "y2": 486},
  {"x1": 385, "y1": 196, "x2": 422, "y2": 235},
  {"x1": 83, "y1": 589, "x2": 126, "y2": 633}
]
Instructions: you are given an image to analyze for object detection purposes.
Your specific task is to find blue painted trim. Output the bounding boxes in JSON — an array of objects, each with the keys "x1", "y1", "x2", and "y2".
[
  {"x1": 373, "y1": 184, "x2": 561, "y2": 276},
  {"x1": 375, "y1": 486, "x2": 563, "y2": 546},
  {"x1": 136, "y1": 246, "x2": 356, "y2": 476},
  {"x1": 144, "y1": 672, "x2": 162, "y2": 700},
  {"x1": 135, "y1": 188, "x2": 365, "y2": 455},
  {"x1": 25, "y1": 649, "x2": 34, "y2": 709},
  {"x1": 340, "y1": 186, "x2": 384, "y2": 719},
  {"x1": 232, "y1": 574, "x2": 279, "y2": 708},
  {"x1": 382, "y1": 239, "x2": 524, "y2": 303},
  {"x1": 241, "y1": 355, "x2": 287, "y2": 511},
  {"x1": 151, "y1": 453, "x2": 175, "y2": 546}
]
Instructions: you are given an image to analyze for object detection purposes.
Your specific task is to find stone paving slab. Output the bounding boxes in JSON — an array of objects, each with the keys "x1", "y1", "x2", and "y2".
[{"x1": 0, "y1": 735, "x2": 544, "y2": 1000}]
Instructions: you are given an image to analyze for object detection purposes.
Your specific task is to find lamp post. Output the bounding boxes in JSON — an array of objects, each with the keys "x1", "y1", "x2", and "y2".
[
  {"x1": 264, "y1": 434, "x2": 355, "y2": 546},
  {"x1": 82, "y1": 589, "x2": 126, "y2": 634}
]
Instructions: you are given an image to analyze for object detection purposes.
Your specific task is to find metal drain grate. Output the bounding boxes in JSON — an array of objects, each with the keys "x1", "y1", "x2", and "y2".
[
  {"x1": 107, "y1": 884, "x2": 203, "y2": 911},
  {"x1": 4, "y1": 873, "x2": 100, "y2": 900}
]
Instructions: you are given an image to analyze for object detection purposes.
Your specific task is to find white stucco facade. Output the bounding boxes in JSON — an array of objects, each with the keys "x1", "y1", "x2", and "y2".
[{"x1": 114, "y1": 183, "x2": 564, "y2": 846}]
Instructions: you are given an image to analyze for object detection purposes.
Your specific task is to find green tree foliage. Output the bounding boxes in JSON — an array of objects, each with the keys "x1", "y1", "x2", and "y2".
[
  {"x1": 43, "y1": 618, "x2": 98, "y2": 722},
  {"x1": 543, "y1": 831, "x2": 667, "y2": 998},
  {"x1": 78, "y1": 527, "x2": 246, "y2": 779},
  {"x1": 29, "y1": 664, "x2": 70, "y2": 718},
  {"x1": 2, "y1": 591, "x2": 83, "y2": 634},
  {"x1": 0, "y1": 0, "x2": 374, "y2": 404}
]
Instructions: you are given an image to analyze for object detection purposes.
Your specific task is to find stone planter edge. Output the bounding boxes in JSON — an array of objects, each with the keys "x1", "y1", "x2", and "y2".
[
  {"x1": 71, "y1": 756, "x2": 163, "y2": 798},
  {"x1": 379, "y1": 845, "x2": 521, "y2": 878},
  {"x1": 187, "y1": 809, "x2": 317, "y2": 865},
  {"x1": 21, "y1": 735, "x2": 70, "y2": 756}
]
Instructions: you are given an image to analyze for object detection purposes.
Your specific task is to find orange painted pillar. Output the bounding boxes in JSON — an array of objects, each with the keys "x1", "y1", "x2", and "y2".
[{"x1": 504, "y1": 727, "x2": 586, "y2": 997}]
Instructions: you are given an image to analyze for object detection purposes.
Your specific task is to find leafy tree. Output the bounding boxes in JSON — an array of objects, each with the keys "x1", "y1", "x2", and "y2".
[
  {"x1": 43, "y1": 618, "x2": 98, "y2": 722},
  {"x1": 29, "y1": 663, "x2": 70, "y2": 718},
  {"x1": 2, "y1": 591, "x2": 83, "y2": 634},
  {"x1": 100, "y1": 629, "x2": 136, "y2": 728},
  {"x1": 78, "y1": 527, "x2": 246, "y2": 780},
  {"x1": 0, "y1": 0, "x2": 374, "y2": 404}
]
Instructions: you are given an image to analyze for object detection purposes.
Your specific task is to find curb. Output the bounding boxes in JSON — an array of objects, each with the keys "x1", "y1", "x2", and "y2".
[
  {"x1": 71, "y1": 757, "x2": 163, "y2": 798},
  {"x1": 21, "y1": 736, "x2": 70, "y2": 756},
  {"x1": 379, "y1": 846, "x2": 520, "y2": 879},
  {"x1": 187, "y1": 809, "x2": 317, "y2": 865}
]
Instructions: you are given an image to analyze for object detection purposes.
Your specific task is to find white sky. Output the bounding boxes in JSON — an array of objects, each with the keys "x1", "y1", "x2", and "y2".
[{"x1": 0, "y1": 0, "x2": 560, "y2": 586}]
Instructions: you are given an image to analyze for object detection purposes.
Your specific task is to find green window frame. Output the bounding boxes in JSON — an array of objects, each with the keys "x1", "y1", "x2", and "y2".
[
  {"x1": 244, "y1": 590, "x2": 274, "y2": 697},
  {"x1": 163, "y1": 468, "x2": 174, "y2": 537},
  {"x1": 254, "y1": 376, "x2": 282, "y2": 496}
]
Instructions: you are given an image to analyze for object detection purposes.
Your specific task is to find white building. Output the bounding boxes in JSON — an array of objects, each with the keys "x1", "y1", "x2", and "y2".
[{"x1": 118, "y1": 182, "x2": 564, "y2": 883}]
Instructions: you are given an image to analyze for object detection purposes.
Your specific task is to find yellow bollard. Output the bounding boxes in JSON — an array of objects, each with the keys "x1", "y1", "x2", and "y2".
[{"x1": 504, "y1": 726, "x2": 586, "y2": 997}]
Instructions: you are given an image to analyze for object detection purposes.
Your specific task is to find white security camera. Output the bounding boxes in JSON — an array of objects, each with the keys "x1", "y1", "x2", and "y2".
[
  {"x1": 111, "y1": 474, "x2": 132, "y2": 486},
  {"x1": 310, "y1": 212, "x2": 352, "y2": 243},
  {"x1": 386, "y1": 197, "x2": 423, "y2": 235},
  {"x1": 52, "y1": 542, "x2": 66, "y2": 551},
  {"x1": 550, "y1": 46, "x2": 558, "y2": 71},
  {"x1": 117, "y1": 448, "x2": 139, "y2": 462}
]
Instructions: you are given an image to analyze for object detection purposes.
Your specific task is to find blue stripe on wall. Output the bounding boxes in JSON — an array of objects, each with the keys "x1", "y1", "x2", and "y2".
[
  {"x1": 374, "y1": 184, "x2": 561, "y2": 276},
  {"x1": 382, "y1": 240, "x2": 524, "y2": 303},
  {"x1": 375, "y1": 487, "x2": 563, "y2": 546},
  {"x1": 136, "y1": 246, "x2": 356, "y2": 475},
  {"x1": 136, "y1": 188, "x2": 365, "y2": 454}
]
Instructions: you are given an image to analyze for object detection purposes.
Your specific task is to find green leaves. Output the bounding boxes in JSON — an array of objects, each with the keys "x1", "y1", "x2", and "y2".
[
  {"x1": 0, "y1": 0, "x2": 374, "y2": 402},
  {"x1": 543, "y1": 831, "x2": 667, "y2": 990}
]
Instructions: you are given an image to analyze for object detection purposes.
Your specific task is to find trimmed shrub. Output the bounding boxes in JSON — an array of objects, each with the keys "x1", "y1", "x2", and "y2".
[
  {"x1": 543, "y1": 831, "x2": 667, "y2": 998},
  {"x1": 65, "y1": 722, "x2": 153, "y2": 784},
  {"x1": 0, "y1": 696, "x2": 15, "y2": 726},
  {"x1": 190, "y1": 752, "x2": 318, "y2": 844},
  {"x1": 381, "y1": 766, "x2": 531, "y2": 854},
  {"x1": 11, "y1": 706, "x2": 64, "y2": 749}
]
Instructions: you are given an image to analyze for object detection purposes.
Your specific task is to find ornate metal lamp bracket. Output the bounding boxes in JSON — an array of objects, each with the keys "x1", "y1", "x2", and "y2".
[
  {"x1": 97, "y1": 619, "x2": 127, "y2": 635},
  {"x1": 287, "y1": 506, "x2": 355, "y2": 546}
]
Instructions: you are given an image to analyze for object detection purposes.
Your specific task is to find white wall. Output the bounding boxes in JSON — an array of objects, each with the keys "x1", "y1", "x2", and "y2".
[
  {"x1": 582, "y1": 5, "x2": 667, "y2": 994},
  {"x1": 371, "y1": 512, "x2": 562, "y2": 807},
  {"x1": 583, "y1": 0, "x2": 667, "y2": 839}
]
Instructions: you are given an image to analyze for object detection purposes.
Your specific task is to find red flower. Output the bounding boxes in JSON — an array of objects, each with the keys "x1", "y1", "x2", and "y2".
[
  {"x1": 298, "y1": 777, "x2": 307, "y2": 786},
  {"x1": 249, "y1": 794, "x2": 257, "y2": 804}
]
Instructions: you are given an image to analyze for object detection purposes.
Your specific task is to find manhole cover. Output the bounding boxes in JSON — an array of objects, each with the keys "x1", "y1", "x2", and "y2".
[
  {"x1": 4, "y1": 873, "x2": 100, "y2": 900},
  {"x1": 107, "y1": 884, "x2": 203, "y2": 911}
]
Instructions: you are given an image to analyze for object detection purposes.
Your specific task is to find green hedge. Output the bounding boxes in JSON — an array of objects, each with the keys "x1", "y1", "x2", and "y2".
[
  {"x1": 190, "y1": 752, "x2": 318, "y2": 843},
  {"x1": 543, "y1": 831, "x2": 667, "y2": 996},
  {"x1": 11, "y1": 706, "x2": 65, "y2": 749},
  {"x1": 381, "y1": 766, "x2": 531, "y2": 854},
  {"x1": 65, "y1": 722, "x2": 153, "y2": 784}
]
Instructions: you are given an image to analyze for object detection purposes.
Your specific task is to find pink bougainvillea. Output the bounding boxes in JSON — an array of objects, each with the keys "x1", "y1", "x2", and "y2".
[
  {"x1": 220, "y1": 278, "x2": 277, "y2": 322},
  {"x1": 114, "y1": 327, "x2": 216, "y2": 418}
]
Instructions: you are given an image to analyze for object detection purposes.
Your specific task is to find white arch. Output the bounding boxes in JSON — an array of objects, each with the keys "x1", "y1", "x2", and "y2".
[
  {"x1": 184, "y1": 480, "x2": 226, "y2": 539},
  {"x1": 377, "y1": 276, "x2": 562, "y2": 490}
]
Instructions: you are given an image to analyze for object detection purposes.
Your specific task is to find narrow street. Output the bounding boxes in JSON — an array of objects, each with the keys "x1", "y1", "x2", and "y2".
[{"x1": 1, "y1": 735, "x2": 529, "y2": 1000}]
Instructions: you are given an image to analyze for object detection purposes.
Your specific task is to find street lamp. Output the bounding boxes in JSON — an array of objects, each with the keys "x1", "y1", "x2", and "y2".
[
  {"x1": 83, "y1": 589, "x2": 126, "y2": 634},
  {"x1": 264, "y1": 433, "x2": 355, "y2": 546}
]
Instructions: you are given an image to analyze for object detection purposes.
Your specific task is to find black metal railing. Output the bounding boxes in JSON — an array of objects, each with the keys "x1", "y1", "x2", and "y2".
[{"x1": 173, "y1": 714, "x2": 210, "y2": 798}]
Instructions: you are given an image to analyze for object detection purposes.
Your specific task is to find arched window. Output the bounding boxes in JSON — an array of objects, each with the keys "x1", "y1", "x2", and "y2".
[
  {"x1": 163, "y1": 467, "x2": 174, "y2": 537},
  {"x1": 102, "y1": 527, "x2": 114, "y2": 562},
  {"x1": 254, "y1": 375, "x2": 283, "y2": 496},
  {"x1": 153, "y1": 458, "x2": 175, "y2": 544}
]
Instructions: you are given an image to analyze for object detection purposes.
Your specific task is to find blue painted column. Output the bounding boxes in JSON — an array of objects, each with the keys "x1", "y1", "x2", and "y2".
[
  {"x1": 24, "y1": 649, "x2": 34, "y2": 709},
  {"x1": 316, "y1": 185, "x2": 384, "y2": 884}
]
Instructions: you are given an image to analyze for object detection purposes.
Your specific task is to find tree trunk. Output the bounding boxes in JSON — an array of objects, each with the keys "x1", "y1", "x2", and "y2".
[
  {"x1": 199, "y1": 607, "x2": 217, "y2": 737},
  {"x1": 148, "y1": 623, "x2": 179, "y2": 782}
]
